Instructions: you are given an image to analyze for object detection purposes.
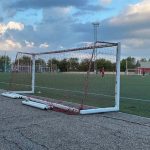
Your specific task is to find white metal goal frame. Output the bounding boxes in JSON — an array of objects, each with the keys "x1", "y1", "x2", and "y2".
[
  {"x1": 126, "y1": 68, "x2": 142, "y2": 75},
  {"x1": 10, "y1": 41, "x2": 121, "y2": 115}
]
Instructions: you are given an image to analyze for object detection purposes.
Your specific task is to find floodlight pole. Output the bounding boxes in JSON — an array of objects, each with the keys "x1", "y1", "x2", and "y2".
[
  {"x1": 4, "y1": 51, "x2": 7, "y2": 72},
  {"x1": 51, "y1": 59, "x2": 52, "y2": 72},
  {"x1": 126, "y1": 59, "x2": 128, "y2": 75},
  {"x1": 92, "y1": 22, "x2": 99, "y2": 74}
]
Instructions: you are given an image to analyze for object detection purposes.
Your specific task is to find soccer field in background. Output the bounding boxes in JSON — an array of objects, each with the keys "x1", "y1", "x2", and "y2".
[{"x1": 0, "y1": 72, "x2": 150, "y2": 117}]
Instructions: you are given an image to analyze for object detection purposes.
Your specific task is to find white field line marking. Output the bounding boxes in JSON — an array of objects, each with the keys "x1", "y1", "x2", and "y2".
[
  {"x1": 120, "y1": 96, "x2": 150, "y2": 102},
  {"x1": 0, "y1": 81, "x2": 114, "y2": 98},
  {"x1": 35, "y1": 85, "x2": 115, "y2": 98},
  {"x1": 0, "y1": 81, "x2": 150, "y2": 102}
]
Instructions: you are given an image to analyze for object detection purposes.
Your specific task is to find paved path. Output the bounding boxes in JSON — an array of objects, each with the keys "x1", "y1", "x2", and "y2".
[{"x1": 0, "y1": 90, "x2": 150, "y2": 150}]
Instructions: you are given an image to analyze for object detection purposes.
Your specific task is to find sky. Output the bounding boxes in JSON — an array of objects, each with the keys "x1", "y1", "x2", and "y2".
[{"x1": 0, "y1": 0, "x2": 150, "y2": 58}]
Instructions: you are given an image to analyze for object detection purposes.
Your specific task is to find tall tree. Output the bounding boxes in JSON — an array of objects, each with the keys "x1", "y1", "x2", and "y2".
[
  {"x1": 120, "y1": 59, "x2": 127, "y2": 72},
  {"x1": 47, "y1": 58, "x2": 60, "y2": 71},
  {"x1": 16, "y1": 56, "x2": 32, "y2": 65},
  {"x1": 35, "y1": 58, "x2": 46, "y2": 66},
  {"x1": 140, "y1": 58, "x2": 147, "y2": 62},
  {"x1": 68, "y1": 58, "x2": 79, "y2": 71},
  {"x1": 79, "y1": 59, "x2": 90, "y2": 71},
  {"x1": 58, "y1": 59, "x2": 69, "y2": 72},
  {"x1": 96, "y1": 59, "x2": 114, "y2": 71},
  {"x1": 126, "y1": 57, "x2": 136, "y2": 69},
  {"x1": 136, "y1": 60, "x2": 141, "y2": 67},
  {"x1": 0, "y1": 55, "x2": 11, "y2": 72}
]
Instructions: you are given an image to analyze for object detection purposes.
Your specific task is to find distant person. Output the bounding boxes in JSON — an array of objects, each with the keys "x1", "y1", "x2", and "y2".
[
  {"x1": 100, "y1": 67, "x2": 105, "y2": 77},
  {"x1": 142, "y1": 69, "x2": 145, "y2": 76}
]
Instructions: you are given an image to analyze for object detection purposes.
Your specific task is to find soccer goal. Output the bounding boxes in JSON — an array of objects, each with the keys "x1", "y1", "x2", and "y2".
[
  {"x1": 126, "y1": 68, "x2": 142, "y2": 75},
  {"x1": 6, "y1": 41, "x2": 121, "y2": 115}
]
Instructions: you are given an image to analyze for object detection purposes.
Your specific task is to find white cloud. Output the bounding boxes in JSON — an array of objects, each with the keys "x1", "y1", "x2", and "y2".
[
  {"x1": 7, "y1": 21, "x2": 24, "y2": 31},
  {"x1": 68, "y1": 52, "x2": 91, "y2": 59},
  {"x1": 76, "y1": 41, "x2": 93, "y2": 47},
  {"x1": 126, "y1": 0, "x2": 150, "y2": 15},
  {"x1": 109, "y1": 0, "x2": 150, "y2": 25},
  {"x1": 0, "y1": 39, "x2": 22, "y2": 50},
  {"x1": 129, "y1": 28, "x2": 150, "y2": 38},
  {"x1": 0, "y1": 21, "x2": 24, "y2": 35},
  {"x1": 59, "y1": 45, "x2": 64, "y2": 49},
  {"x1": 43, "y1": 6, "x2": 73, "y2": 20},
  {"x1": 121, "y1": 38, "x2": 150, "y2": 57},
  {"x1": 100, "y1": 0, "x2": 112, "y2": 5},
  {"x1": 60, "y1": 6, "x2": 73, "y2": 15},
  {"x1": 25, "y1": 40, "x2": 35, "y2": 48},
  {"x1": 123, "y1": 38, "x2": 144, "y2": 48},
  {"x1": 39, "y1": 42, "x2": 49, "y2": 48},
  {"x1": 102, "y1": 0, "x2": 150, "y2": 57}
]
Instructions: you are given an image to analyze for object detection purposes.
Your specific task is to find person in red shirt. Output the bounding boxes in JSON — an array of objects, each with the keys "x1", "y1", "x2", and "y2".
[
  {"x1": 142, "y1": 68, "x2": 145, "y2": 76},
  {"x1": 100, "y1": 67, "x2": 105, "y2": 77}
]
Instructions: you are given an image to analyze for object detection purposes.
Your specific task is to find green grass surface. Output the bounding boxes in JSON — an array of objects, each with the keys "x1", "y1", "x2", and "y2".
[
  {"x1": 120, "y1": 75, "x2": 150, "y2": 117},
  {"x1": 36, "y1": 73, "x2": 115, "y2": 106},
  {"x1": 0, "y1": 72, "x2": 150, "y2": 117}
]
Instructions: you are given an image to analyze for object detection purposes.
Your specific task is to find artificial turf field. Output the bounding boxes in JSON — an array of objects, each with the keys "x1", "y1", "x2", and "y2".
[{"x1": 0, "y1": 72, "x2": 150, "y2": 117}]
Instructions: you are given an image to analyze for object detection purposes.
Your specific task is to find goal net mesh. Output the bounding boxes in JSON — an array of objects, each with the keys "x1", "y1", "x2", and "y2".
[
  {"x1": 126, "y1": 68, "x2": 141, "y2": 75},
  {"x1": 9, "y1": 53, "x2": 32, "y2": 91},
  {"x1": 9, "y1": 46, "x2": 117, "y2": 110}
]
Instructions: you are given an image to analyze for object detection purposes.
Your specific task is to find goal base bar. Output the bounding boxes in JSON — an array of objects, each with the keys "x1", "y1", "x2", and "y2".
[
  {"x1": 1, "y1": 92, "x2": 119, "y2": 115},
  {"x1": 80, "y1": 107, "x2": 119, "y2": 115},
  {"x1": 12, "y1": 91, "x2": 34, "y2": 94},
  {"x1": 22, "y1": 96, "x2": 80, "y2": 115}
]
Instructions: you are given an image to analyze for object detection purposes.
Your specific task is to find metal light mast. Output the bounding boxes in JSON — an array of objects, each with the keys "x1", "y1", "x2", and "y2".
[
  {"x1": 4, "y1": 51, "x2": 7, "y2": 72},
  {"x1": 92, "y1": 22, "x2": 99, "y2": 73}
]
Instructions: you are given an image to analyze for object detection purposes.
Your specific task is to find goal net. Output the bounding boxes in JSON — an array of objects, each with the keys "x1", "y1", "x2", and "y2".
[
  {"x1": 8, "y1": 42, "x2": 121, "y2": 114},
  {"x1": 9, "y1": 53, "x2": 32, "y2": 92}
]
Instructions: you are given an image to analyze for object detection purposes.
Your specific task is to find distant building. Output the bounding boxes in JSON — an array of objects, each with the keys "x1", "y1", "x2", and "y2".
[{"x1": 137, "y1": 62, "x2": 150, "y2": 75}]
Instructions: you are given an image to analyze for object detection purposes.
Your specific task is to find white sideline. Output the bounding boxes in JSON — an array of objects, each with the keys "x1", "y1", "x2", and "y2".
[{"x1": 0, "y1": 81, "x2": 115, "y2": 98}]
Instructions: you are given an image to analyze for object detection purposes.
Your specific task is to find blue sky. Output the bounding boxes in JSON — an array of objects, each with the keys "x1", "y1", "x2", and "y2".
[{"x1": 0, "y1": 0, "x2": 150, "y2": 58}]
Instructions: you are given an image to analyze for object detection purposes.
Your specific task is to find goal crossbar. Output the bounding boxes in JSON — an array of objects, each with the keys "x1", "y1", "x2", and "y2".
[{"x1": 17, "y1": 41, "x2": 118, "y2": 56}]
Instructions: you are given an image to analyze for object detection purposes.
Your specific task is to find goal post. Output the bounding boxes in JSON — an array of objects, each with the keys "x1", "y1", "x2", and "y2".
[
  {"x1": 7, "y1": 41, "x2": 121, "y2": 114},
  {"x1": 80, "y1": 42, "x2": 121, "y2": 114},
  {"x1": 9, "y1": 53, "x2": 35, "y2": 94},
  {"x1": 32, "y1": 54, "x2": 35, "y2": 93},
  {"x1": 126, "y1": 68, "x2": 142, "y2": 75}
]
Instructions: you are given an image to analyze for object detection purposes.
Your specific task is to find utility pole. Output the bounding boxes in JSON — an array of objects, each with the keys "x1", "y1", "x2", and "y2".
[
  {"x1": 92, "y1": 22, "x2": 99, "y2": 74},
  {"x1": 4, "y1": 51, "x2": 7, "y2": 72},
  {"x1": 126, "y1": 59, "x2": 128, "y2": 75},
  {"x1": 51, "y1": 59, "x2": 52, "y2": 72}
]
